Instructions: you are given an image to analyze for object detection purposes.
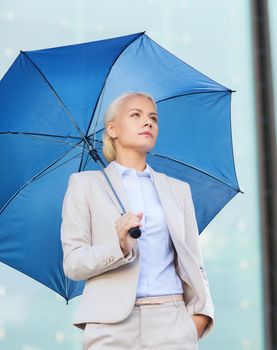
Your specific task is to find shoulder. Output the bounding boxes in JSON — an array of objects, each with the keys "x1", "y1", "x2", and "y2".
[
  {"x1": 152, "y1": 170, "x2": 191, "y2": 206},
  {"x1": 162, "y1": 172, "x2": 190, "y2": 192},
  {"x1": 67, "y1": 170, "x2": 101, "y2": 186},
  {"x1": 163, "y1": 174, "x2": 195, "y2": 211},
  {"x1": 69, "y1": 170, "x2": 100, "y2": 179},
  {"x1": 150, "y1": 166, "x2": 190, "y2": 192}
]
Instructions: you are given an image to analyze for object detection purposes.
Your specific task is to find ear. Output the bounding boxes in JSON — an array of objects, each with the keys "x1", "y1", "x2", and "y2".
[{"x1": 106, "y1": 121, "x2": 117, "y2": 139}]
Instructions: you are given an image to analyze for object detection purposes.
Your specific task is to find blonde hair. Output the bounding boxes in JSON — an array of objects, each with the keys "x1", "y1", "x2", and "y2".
[{"x1": 102, "y1": 92, "x2": 157, "y2": 162}]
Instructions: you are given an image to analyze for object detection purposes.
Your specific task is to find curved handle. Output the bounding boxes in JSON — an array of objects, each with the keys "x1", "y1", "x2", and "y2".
[{"x1": 128, "y1": 226, "x2": 141, "y2": 239}]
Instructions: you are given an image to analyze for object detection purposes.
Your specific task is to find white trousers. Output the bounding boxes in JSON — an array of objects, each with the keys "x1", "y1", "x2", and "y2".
[{"x1": 83, "y1": 295, "x2": 199, "y2": 350}]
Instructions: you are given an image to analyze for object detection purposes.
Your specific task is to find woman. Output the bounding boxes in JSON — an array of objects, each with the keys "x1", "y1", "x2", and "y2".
[{"x1": 60, "y1": 92, "x2": 215, "y2": 350}]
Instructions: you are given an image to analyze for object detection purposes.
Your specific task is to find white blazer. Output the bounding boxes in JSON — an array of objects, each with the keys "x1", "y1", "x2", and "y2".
[{"x1": 60, "y1": 161, "x2": 215, "y2": 339}]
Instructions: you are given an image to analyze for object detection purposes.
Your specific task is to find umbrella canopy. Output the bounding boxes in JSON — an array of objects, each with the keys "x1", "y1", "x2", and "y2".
[{"x1": 0, "y1": 31, "x2": 243, "y2": 302}]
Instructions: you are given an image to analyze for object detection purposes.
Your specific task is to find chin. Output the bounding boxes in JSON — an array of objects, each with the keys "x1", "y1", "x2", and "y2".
[
  {"x1": 137, "y1": 145, "x2": 155, "y2": 154},
  {"x1": 128, "y1": 140, "x2": 156, "y2": 153}
]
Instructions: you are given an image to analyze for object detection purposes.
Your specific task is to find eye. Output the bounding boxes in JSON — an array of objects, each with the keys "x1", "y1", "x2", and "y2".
[
  {"x1": 151, "y1": 116, "x2": 158, "y2": 123},
  {"x1": 130, "y1": 113, "x2": 140, "y2": 117}
]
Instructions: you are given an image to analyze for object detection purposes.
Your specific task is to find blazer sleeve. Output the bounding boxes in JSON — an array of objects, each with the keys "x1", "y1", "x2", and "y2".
[
  {"x1": 184, "y1": 182, "x2": 215, "y2": 339},
  {"x1": 60, "y1": 173, "x2": 136, "y2": 281}
]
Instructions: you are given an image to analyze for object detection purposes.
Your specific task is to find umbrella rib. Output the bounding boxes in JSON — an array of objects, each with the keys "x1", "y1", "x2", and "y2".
[
  {"x1": 91, "y1": 141, "x2": 242, "y2": 193},
  {"x1": 85, "y1": 32, "x2": 146, "y2": 139},
  {"x1": 147, "y1": 151, "x2": 243, "y2": 193},
  {"x1": 0, "y1": 131, "x2": 85, "y2": 151},
  {"x1": 77, "y1": 32, "x2": 146, "y2": 174},
  {"x1": 90, "y1": 80, "x2": 106, "y2": 151},
  {"x1": 0, "y1": 141, "x2": 84, "y2": 215},
  {"x1": 88, "y1": 126, "x2": 104, "y2": 138},
  {"x1": 86, "y1": 89, "x2": 230, "y2": 138},
  {"x1": 81, "y1": 147, "x2": 92, "y2": 170},
  {"x1": 156, "y1": 90, "x2": 233, "y2": 104},
  {"x1": 0, "y1": 131, "x2": 81, "y2": 140},
  {"x1": 144, "y1": 34, "x2": 235, "y2": 92},
  {"x1": 21, "y1": 51, "x2": 92, "y2": 152}
]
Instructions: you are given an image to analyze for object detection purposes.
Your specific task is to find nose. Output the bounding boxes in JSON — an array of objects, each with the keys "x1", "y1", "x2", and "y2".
[{"x1": 144, "y1": 117, "x2": 153, "y2": 127}]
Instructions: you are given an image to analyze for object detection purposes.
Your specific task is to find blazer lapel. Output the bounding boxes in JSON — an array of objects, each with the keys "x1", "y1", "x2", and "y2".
[
  {"x1": 99, "y1": 161, "x2": 132, "y2": 214},
  {"x1": 149, "y1": 166, "x2": 184, "y2": 243}
]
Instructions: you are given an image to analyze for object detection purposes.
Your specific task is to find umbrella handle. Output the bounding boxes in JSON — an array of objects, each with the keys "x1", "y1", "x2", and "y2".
[{"x1": 128, "y1": 226, "x2": 141, "y2": 239}]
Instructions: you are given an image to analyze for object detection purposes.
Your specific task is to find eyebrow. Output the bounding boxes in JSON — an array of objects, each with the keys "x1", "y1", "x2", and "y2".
[{"x1": 128, "y1": 108, "x2": 158, "y2": 116}]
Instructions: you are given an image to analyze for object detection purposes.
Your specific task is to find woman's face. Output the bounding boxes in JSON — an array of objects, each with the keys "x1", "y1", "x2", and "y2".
[{"x1": 107, "y1": 95, "x2": 158, "y2": 155}]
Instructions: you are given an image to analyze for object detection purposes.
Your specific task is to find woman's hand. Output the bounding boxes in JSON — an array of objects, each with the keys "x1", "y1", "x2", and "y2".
[
  {"x1": 191, "y1": 314, "x2": 210, "y2": 339},
  {"x1": 115, "y1": 212, "x2": 143, "y2": 256}
]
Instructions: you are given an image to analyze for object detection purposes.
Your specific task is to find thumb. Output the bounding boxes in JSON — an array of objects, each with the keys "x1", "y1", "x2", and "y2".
[
  {"x1": 137, "y1": 212, "x2": 143, "y2": 227},
  {"x1": 137, "y1": 211, "x2": 143, "y2": 219}
]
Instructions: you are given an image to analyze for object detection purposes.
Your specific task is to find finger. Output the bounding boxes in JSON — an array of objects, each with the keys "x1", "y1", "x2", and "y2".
[{"x1": 125, "y1": 220, "x2": 141, "y2": 231}]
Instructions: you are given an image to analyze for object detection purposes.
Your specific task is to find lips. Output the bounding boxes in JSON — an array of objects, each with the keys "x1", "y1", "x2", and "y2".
[{"x1": 139, "y1": 131, "x2": 153, "y2": 137}]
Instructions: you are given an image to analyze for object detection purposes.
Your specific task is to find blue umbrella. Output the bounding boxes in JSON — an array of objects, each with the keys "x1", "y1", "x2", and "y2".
[{"x1": 0, "y1": 31, "x2": 243, "y2": 302}]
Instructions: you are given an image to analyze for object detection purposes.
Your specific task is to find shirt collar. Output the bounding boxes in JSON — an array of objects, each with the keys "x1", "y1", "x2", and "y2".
[{"x1": 112, "y1": 160, "x2": 153, "y2": 183}]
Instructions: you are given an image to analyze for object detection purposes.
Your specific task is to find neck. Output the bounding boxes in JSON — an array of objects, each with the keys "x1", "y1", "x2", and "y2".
[{"x1": 115, "y1": 150, "x2": 146, "y2": 172}]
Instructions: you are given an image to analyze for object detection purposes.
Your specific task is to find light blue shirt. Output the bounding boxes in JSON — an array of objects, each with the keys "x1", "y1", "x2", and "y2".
[{"x1": 112, "y1": 160, "x2": 184, "y2": 298}]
